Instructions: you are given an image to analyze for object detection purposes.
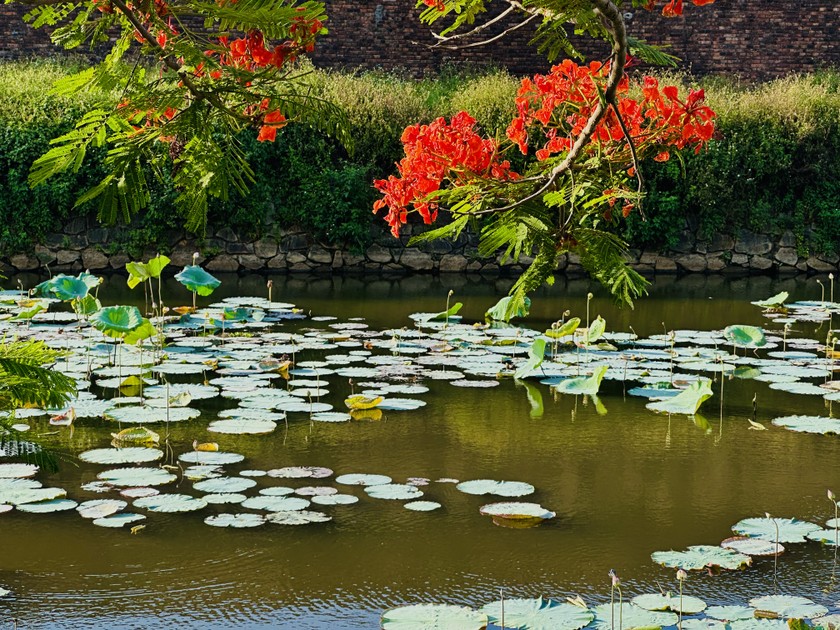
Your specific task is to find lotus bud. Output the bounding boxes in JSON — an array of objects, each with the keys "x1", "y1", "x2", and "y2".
[
  {"x1": 267, "y1": 280, "x2": 273, "y2": 288},
  {"x1": 608, "y1": 569, "x2": 619, "y2": 586},
  {"x1": 676, "y1": 568, "x2": 687, "y2": 581},
  {"x1": 448, "y1": 289, "x2": 454, "y2": 297},
  {"x1": 587, "y1": 293, "x2": 593, "y2": 300},
  {"x1": 829, "y1": 489, "x2": 836, "y2": 502},
  {"x1": 830, "y1": 273, "x2": 835, "y2": 280},
  {"x1": 192, "y1": 252, "x2": 199, "y2": 261}
]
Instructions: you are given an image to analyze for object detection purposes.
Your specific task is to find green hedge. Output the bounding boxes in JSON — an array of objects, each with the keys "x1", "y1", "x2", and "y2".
[{"x1": 1, "y1": 60, "x2": 838, "y2": 258}]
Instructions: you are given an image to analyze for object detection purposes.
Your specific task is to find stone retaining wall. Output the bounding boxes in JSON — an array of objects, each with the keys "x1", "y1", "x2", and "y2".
[{"x1": 2, "y1": 217, "x2": 839, "y2": 278}]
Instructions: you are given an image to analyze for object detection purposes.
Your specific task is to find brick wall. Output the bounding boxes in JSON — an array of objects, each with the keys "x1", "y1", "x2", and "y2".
[{"x1": 1, "y1": 1, "x2": 839, "y2": 80}]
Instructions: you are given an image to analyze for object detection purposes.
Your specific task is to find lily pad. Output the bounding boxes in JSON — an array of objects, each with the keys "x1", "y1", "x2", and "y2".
[
  {"x1": 724, "y1": 324, "x2": 767, "y2": 348},
  {"x1": 481, "y1": 598, "x2": 594, "y2": 630},
  {"x1": 632, "y1": 593, "x2": 707, "y2": 614},
  {"x1": 265, "y1": 510, "x2": 332, "y2": 525},
  {"x1": 207, "y1": 419, "x2": 276, "y2": 435},
  {"x1": 178, "y1": 451, "x2": 244, "y2": 466},
  {"x1": 651, "y1": 545, "x2": 751, "y2": 571},
  {"x1": 705, "y1": 606, "x2": 757, "y2": 621},
  {"x1": 381, "y1": 603, "x2": 487, "y2": 630},
  {"x1": 267, "y1": 466, "x2": 333, "y2": 479},
  {"x1": 193, "y1": 477, "x2": 256, "y2": 494},
  {"x1": 0, "y1": 463, "x2": 38, "y2": 479},
  {"x1": 749, "y1": 595, "x2": 827, "y2": 619},
  {"x1": 79, "y1": 447, "x2": 163, "y2": 465},
  {"x1": 92, "y1": 513, "x2": 146, "y2": 528},
  {"x1": 98, "y1": 467, "x2": 177, "y2": 487},
  {"x1": 311, "y1": 494, "x2": 359, "y2": 506},
  {"x1": 456, "y1": 479, "x2": 535, "y2": 497},
  {"x1": 771, "y1": 415, "x2": 840, "y2": 435},
  {"x1": 133, "y1": 494, "x2": 208, "y2": 513},
  {"x1": 721, "y1": 536, "x2": 784, "y2": 556},
  {"x1": 105, "y1": 406, "x2": 201, "y2": 424},
  {"x1": 404, "y1": 501, "x2": 442, "y2": 512},
  {"x1": 17, "y1": 498, "x2": 78, "y2": 513},
  {"x1": 240, "y1": 496, "x2": 310, "y2": 512},
  {"x1": 479, "y1": 502, "x2": 555, "y2": 528},
  {"x1": 204, "y1": 513, "x2": 265, "y2": 528},
  {"x1": 365, "y1": 484, "x2": 423, "y2": 500},
  {"x1": 732, "y1": 517, "x2": 820, "y2": 543},
  {"x1": 590, "y1": 603, "x2": 678, "y2": 630},
  {"x1": 77, "y1": 499, "x2": 127, "y2": 519}
]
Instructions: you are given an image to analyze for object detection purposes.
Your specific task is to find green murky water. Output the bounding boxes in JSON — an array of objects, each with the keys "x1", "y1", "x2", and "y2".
[{"x1": 1, "y1": 272, "x2": 839, "y2": 629}]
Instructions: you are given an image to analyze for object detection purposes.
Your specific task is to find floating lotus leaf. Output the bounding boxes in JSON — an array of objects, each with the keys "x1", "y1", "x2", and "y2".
[
  {"x1": 752, "y1": 292, "x2": 789, "y2": 309},
  {"x1": 806, "y1": 529, "x2": 840, "y2": 545},
  {"x1": 590, "y1": 603, "x2": 678, "y2": 630},
  {"x1": 749, "y1": 596, "x2": 827, "y2": 619},
  {"x1": 554, "y1": 365, "x2": 608, "y2": 396},
  {"x1": 241, "y1": 496, "x2": 310, "y2": 511},
  {"x1": 365, "y1": 484, "x2": 423, "y2": 500},
  {"x1": 93, "y1": 513, "x2": 146, "y2": 528},
  {"x1": 647, "y1": 380, "x2": 714, "y2": 415},
  {"x1": 193, "y1": 477, "x2": 256, "y2": 494},
  {"x1": 772, "y1": 415, "x2": 840, "y2": 435},
  {"x1": 456, "y1": 479, "x2": 535, "y2": 497},
  {"x1": 98, "y1": 467, "x2": 177, "y2": 487},
  {"x1": 258, "y1": 487, "x2": 295, "y2": 496},
  {"x1": 724, "y1": 324, "x2": 767, "y2": 348},
  {"x1": 0, "y1": 479, "x2": 40, "y2": 491},
  {"x1": 721, "y1": 536, "x2": 784, "y2": 556},
  {"x1": 479, "y1": 502, "x2": 555, "y2": 521},
  {"x1": 207, "y1": 419, "x2": 276, "y2": 435},
  {"x1": 0, "y1": 487, "x2": 66, "y2": 505},
  {"x1": 134, "y1": 494, "x2": 208, "y2": 513},
  {"x1": 204, "y1": 513, "x2": 265, "y2": 528},
  {"x1": 276, "y1": 401, "x2": 334, "y2": 413},
  {"x1": 481, "y1": 597, "x2": 594, "y2": 630},
  {"x1": 377, "y1": 398, "x2": 427, "y2": 411},
  {"x1": 311, "y1": 494, "x2": 359, "y2": 506},
  {"x1": 178, "y1": 451, "x2": 244, "y2": 466},
  {"x1": 726, "y1": 619, "x2": 788, "y2": 630},
  {"x1": 485, "y1": 295, "x2": 531, "y2": 322},
  {"x1": 183, "y1": 465, "x2": 222, "y2": 481},
  {"x1": 144, "y1": 384, "x2": 218, "y2": 400},
  {"x1": 268, "y1": 466, "x2": 333, "y2": 479},
  {"x1": 682, "y1": 621, "x2": 727, "y2": 630},
  {"x1": 266, "y1": 510, "x2": 332, "y2": 525},
  {"x1": 732, "y1": 517, "x2": 820, "y2": 543},
  {"x1": 312, "y1": 412, "x2": 351, "y2": 423},
  {"x1": 151, "y1": 363, "x2": 207, "y2": 375},
  {"x1": 381, "y1": 604, "x2": 487, "y2": 630},
  {"x1": 404, "y1": 501, "x2": 442, "y2": 512},
  {"x1": 294, "y1": 486, "x2": 338, "y2": 497},
  {"x1": 651, "y1": 545, "x2": 751, "y2": 571},
  {"x1": 110, "y1": 427, "x2": 160, "y2": 446},
  {"x1": 17, "y1": 498, "x2": 78, "y2": 513},
  {"x1": 79, "y1": 447, "x2": 163, "y2": 465},
  {"x1": 345, "y1": 395, "x2": 383, "y2": 410},
  {"x1": 76, "y1": 499, "x2": 127, "y2": 519},
  {"x1": 120, "y1": 487, "x2": 159, "y2": 499},
  {"x1": 632, "y1": 593, "x2": 706, "y2": 614},
  {"x1": 175, "y1": 265, "x2": 221, "y2": 296},
  {"x1": 105, "y1": 406, "x2": 200, "y2": 424},
  {"x1": 0, "y1": 463, "x2": 38, "y2": 479},
  {"x1": 450, "y1": 379, "x2": 499, "y2": 388},
  {"x1": 705, "y1": 606, "x2": 756, "y2": 621},
  {"x1": 813, "y1": 615, "x2": 840, "y2": 630}
]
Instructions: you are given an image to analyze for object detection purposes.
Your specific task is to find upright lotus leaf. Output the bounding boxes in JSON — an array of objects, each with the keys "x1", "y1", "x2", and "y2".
[
  {"x1": 73, "y1": 295, "x2": 101, "y2": 317},
  {"x1": 175, "y1": 265, "x2": 221, "y2": 297},
  {"x1": 125, "y1": 261, "x2": 150, "y2": 289},
  {"x1": 124, "y1": 319, "x2": 157, "y2": 345},
  {"x1": 651, "y1": 545, "x2": 752, "y2": 571},
  {"x1": 429, "y1": 302, "x2": 463, "y2": 321},
  {"x1": 514, "y1": 338, "x2": 547, "y2": 379},
  {"x1": 485, "y1": 296, "x2": 531, "y2": 322},
  {"x1": 223, "y1": 307, "x2": 251, "y2": 321},
  {"x1": 77, "y1": 272, "x2": 101, "y2": 290},
  {"x1": 146, "y1": 255, "x2": 170, "y2": 278},
  {"x1": 585, "y1": 316, "x2": 606, "y2": 344},
  {"x1": 724, "y1": 324, "x2": 767, "y2": 348},
  {"x1": 554, "y1": 365, "x2": 608, "y2": 396},
  {"x1": 749, "y1": 596, "x2": 827, "y2": 619},
  {"x1": 481, "y1": 597, "x2": 594, "y2": 630},
  {"x1": 92, "y1": 306, "x2": 143, "y2": 338},
  {"x1": 647, "y1": 380, "x2": 714, "y2": 415},
  {"x1": 732, "y1": 517, "x2": 820, "y2": 543},
  {"x1": 381, "y1": 604, "x2": 487, "y2": 629},
  {"x1": 35, "y1": 274, "x2": 91, "y2": 301},
  {"x1": 591, "y1": 603, "x2": 678, "y2": 630},
  {"x1": 751, "y1": 292, "x2": 789, "y2": 309},
  {"x1": 545, "y1": 317, "x2": 581, "y2": 339}
]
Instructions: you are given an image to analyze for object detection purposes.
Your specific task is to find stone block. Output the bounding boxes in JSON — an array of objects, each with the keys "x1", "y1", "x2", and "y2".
[
  {"x1": 734, "y1": 231, "x2": 772, "y2": 256},
  {"x1": 731, "y1": 253, "x2": 749, "y2": 266},
  {"x1": 366, "y1": 244, "x2": 392, "y2": 263},
  {"x1": 9, "y1": 253, "x2": 39, "y2": 270},
  {"x1": 267, "y1": 254, "x2": 287, "y2": 269},
  {"x1": 81, "y1": 249, "x2": 109, "y2": 270},
  {"x1": 439, "y1": 254, "x2": 467, "y2": 272},
  {"x1": 87, "y1": 228, "x2": 109, "y2": 244},
  {"x1": 206, "y1": 254, "x2": 239, "y2": 272},
  {"x1": 226, "y1": 242, "x2": 251, "y2": 255},
  {"x1": 342, "y1": 252, "x2": 365, "y2": 267},
  {"x1": 308, "y1": 246, "x2": 332, "y2": 264},
  {"x1": 399, "y1": 248, "x2": 433, "y2": 271},
  {"x1": 778, "y1": 230, "x2": 797, "y2": 248},
  {"x1": 216, "y1": 227, "x2": 238, "y2": 242},
  {"x1": 675, "y1": 254, "x2": 707, "y2": 273},
  {"x1": 238, "y1": 254, "x2": 263, "y2": 270},
  {"x1": 655, "y1": 256, "x2": 677, "y2": 272},
  {"x1": 774, "y1": 247, "x2": 799, "y2": 267},
  {"x1": 57, "y1": 250, "x2": 81, "y2": 265},
  {"x1": 34, "y1": 245, "x2": 56, "y2": 265},
  {"x1": 706, "y1": 255, "x2": 726, "y2": 272},
  {"x1": 253, "y1": 237, "x2": 278, "y2": 259},
  {"x1": 708, "y1": 233, "x2": 734, "y2": 252},
  {"x1": 280, "y1": 233, "x2": 310, "y2": 252},
  {"x1": 749, "y1": 256, "x2": 773, "y2": 270},
  {"x1": 65, "y1": 216, "x2": 87, "y2": 235},
  {"x1": 807, "y1": 256, "x2": 836, "y2": 272},
  {"x1": 109, "y1": 253, "x2": 130, "y2": 269},
  {"x1": 286, "y1": 252, "x2": 307, "y2": 264}
]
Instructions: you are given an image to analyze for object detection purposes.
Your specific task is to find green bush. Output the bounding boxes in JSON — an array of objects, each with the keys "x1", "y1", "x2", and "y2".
[{"x1": 1, "y1": 60, "x2": 839, "y2": 259}]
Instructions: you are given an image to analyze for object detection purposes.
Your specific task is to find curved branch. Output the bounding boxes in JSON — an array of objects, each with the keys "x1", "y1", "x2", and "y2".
[
  {"x1": 432, "y1": 13, "x2": 539, "y2": 50},
  {"x1": 430, "y1": 4, "x2": 517, "y2": 45}
]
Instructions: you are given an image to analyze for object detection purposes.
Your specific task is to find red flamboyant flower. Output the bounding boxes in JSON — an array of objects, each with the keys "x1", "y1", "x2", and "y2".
[{"x1": 257, "y1": 110, "x2": 287, "y2": 142}]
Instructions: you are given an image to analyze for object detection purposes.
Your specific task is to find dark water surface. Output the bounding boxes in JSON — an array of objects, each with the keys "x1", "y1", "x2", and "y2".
[{"x1": 1, "y1": 272, "x2": 839, "y2": 629}]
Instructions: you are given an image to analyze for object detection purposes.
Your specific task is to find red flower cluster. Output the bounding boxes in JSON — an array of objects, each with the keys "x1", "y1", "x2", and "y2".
[
  {"x1": 373, "y1": 112, "x2": 516, "y2": 236},
  {"x1": 507, "y1": 59, "x2": 715, "y2": 164},
  {"x1": 645, "y1": 0, "x2": 716, "y2": 17}
]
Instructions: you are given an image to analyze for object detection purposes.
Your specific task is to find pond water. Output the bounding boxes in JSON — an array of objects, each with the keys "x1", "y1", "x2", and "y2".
[{"x1": 1, "y1": 271, "x2": 840, "y2": 629}]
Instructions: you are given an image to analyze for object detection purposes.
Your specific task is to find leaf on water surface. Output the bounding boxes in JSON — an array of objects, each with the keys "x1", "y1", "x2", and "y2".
[
  {"x1": 632, "y1": 593, "x2": 706, "y2": 614},
  {"x1": 727, "y1": 620, "x2": 788, "y2": 630},
  {"x1": 205, "y1": 513, "x2": 265, "y2": 528},
  {"x1": 771, "y1": 416, "x2": 840, "y2": 435},
  {"x1": 365, "y1": 484, "x2": 423, "y2": 500},
  {"x1": 705, "y1": 606, "x2": 757, "y2": 622},
  {"x1": 241, "y1": 496, "x2": 310, "y2": 512},
  {"x1": 98, "y1": 467, "x2": 177, "y2": 487},
  {"x1": 404, "y1": 501, "x2": 441, "y2": 512},
  {"x1": 721, "y1": 536, "x2": 784, "y2": 556},
  {"x1": 478, "y1": 502, "x2": 555, "y2": 519},
  {"x1": 381, "y1": 603, "x2": 488, "y2": 630},
  {"x1": 0, "y1": 487, "x2": 66, "y2": 506},
  {"x1": 17, "y1": 498, "x2": 78, "y2": 513},
  {"x1": 265, "y1": 510, "x2": 332, "y2": 525},
  {"x1": 92, "y1": 513, "x2": 146, "y2": 528},
  {"x1": 481, "y1": 597, "x2": 594, "y2": 630},
  {"x1": 178, "y1": 451, "x2": 244, "y2": 466},
  {"x1": 77, "y1": 499, "x2": 127, "y2": 519},
  {"x1": 748, "y1": 596, "x2": 827, "y2": 619},
  {"x1": 0, "y1": 463, "x2": 39, "y2": 479},
  {"x1": 267, "y1": 466, "x2": 333, "y2": 479},
  {"x1": 344, "y1": 395, "x2": 383, "y2": 410},
  {"x1": 133, "y1": 494, "x2": 208, "y2": 513},
  {"x1": 554, "y1": 365, "x2": 608, "y2": 396},
  {"x1": 590, "y1": 603, "x2": 678, "y2": 630},
  {"x1": 456, "y1": 479, "x2": 535, "y2": 498},
  {"x1": 806, "y1": 529, "x2": 840, "y2": 545},
  {"x1": 647, "y1": 380, "x2": 713, "y2": 416},
  {"x1": 650, "y1": 545, "x2": 751, "y2": 571},
  {"x1": 732, "y1": 517, "x2": 820, "y2": 543},
  {"x1": 311, "y1": 494, "x2": 359, "y2": 506},
  {"x1": 193, "y1": 477, "x2": 256, "y2": 494},
  {"x1": 175, "y1": 265, "x2": 221, "y2": 296},
  {"x1": 207, "y1": 419, "x2": 276, "y2": 435},
  {"x1": 79, "y1": 447, "x2": 163, "y2": 465},
  {"x1": 724, "y1": 324, "x2": 767, "y2": 348}
]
